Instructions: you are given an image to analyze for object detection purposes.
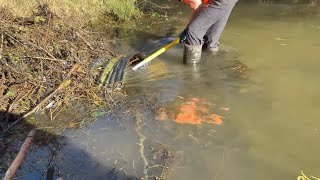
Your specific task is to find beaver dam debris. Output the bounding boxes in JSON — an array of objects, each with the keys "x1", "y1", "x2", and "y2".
[
  {"x1": 0, "y1": 4, "x2": 130, "y2": 177},
  {"x1": 0, "y1": 4, "x2": 137, "y2": 131}
]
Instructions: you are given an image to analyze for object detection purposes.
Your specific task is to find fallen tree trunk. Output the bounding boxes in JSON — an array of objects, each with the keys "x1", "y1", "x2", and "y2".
[{"x1": 4, "y1": 129, "x2": 36, "y2": 180}]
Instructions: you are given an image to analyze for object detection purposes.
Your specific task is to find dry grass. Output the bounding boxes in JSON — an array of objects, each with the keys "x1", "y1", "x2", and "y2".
[{"x1": 0, "y1": 0, "x2": 140, "y2": 23}]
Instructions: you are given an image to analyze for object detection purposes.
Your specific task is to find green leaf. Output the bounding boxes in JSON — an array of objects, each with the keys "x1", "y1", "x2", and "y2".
[
  {"x1": 5, "y1": 90, "x2": 16, "y2": 97},
  {"x1": 34, "y1": 16, "x2": 46, "y2": 23},
  {"x1": 91, "y1": 111, "x2": 108, "y2": 118}
]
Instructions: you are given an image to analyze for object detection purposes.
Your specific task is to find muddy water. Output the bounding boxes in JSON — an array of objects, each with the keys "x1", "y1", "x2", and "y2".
[
  {"x1": 123, "y1": 3, "x2": 320, "y2": 179},
  {"x1": 4, "y1": 3, "x2": 320, "y2": 180}
]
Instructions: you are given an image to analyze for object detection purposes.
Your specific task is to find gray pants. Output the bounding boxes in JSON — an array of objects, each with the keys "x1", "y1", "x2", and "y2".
[{"x1": 186, "y1": 0, "x2": 238, "y2": 48}]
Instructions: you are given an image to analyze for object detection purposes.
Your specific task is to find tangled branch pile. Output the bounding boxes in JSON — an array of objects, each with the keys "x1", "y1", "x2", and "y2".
[{"x1": 0, "y1": 5, "x2": 118, "y2": 129}]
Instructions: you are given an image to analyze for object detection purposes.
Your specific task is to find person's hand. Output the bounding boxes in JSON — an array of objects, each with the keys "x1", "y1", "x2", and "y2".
[{"x1": 179, "y1": 29, "x2": 187, "y2": 43}]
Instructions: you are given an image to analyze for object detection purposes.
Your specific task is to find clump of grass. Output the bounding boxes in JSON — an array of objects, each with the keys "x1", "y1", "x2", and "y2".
[
  {"x1": 0, "y1": 0, "x2": 140, "y2": 23},
  {"x1": 105, "y1": 0, "x2": 141, "y2": 21}
]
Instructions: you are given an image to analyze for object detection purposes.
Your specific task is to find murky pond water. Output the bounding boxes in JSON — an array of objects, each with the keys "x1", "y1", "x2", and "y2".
[
  {"x1": 123, "y1": 3, "x2": 320, "y2": 179},
  {"x1": 3, "y1": 2, "x2": 320, "y2": 180}
]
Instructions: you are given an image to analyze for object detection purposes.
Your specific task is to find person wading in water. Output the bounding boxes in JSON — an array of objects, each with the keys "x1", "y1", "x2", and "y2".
[{"x1": 178, "y1": 0, "x2": 238, "y2": 64}]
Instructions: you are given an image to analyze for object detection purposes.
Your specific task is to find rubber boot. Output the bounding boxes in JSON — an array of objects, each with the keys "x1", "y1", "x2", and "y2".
[
  {"x1": 183, "y1": 44, "x2": 202, "y2": 64},
  {"x1": 202, "y1": 42, "x2": 219, "y2": 55}
]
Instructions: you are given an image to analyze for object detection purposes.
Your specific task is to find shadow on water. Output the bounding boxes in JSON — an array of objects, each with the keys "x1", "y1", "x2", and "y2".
[{"x1": 0, "y1": 111, "x2": 139, "y2": 180}]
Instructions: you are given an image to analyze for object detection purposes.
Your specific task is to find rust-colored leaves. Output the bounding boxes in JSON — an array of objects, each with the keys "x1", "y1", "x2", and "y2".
[{"x1": 174, "y1": 98, "x2": 227, "y2": 125}]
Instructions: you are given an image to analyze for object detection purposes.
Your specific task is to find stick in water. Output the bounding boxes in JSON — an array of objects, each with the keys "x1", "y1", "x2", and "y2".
[{"x1": 4, "y1": 129, "x2": 36, "y2": 180}]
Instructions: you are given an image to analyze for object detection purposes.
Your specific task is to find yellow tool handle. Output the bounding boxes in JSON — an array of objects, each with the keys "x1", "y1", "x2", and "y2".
[{"x1": 132, "y1": 38, "x2": 180, "y2": 71}]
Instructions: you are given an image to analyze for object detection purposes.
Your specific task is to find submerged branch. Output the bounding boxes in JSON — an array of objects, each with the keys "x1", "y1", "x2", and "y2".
[{"x1": 4, "y1": 129, "x2": 36, "y2": 180}]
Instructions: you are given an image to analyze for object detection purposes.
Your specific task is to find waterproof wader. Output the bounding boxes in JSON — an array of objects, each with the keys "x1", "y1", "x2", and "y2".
[
  {"x1": 183, "y1": 44, "x2": 202, "y2": 64},
  {"x1": 183, "y1": 0, "x2": 238, "y2": 64}
]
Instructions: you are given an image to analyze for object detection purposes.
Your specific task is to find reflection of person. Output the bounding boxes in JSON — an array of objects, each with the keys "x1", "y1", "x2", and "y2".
[{"x1": 179, "y1": 0, "x2": 238, "y2": 64}]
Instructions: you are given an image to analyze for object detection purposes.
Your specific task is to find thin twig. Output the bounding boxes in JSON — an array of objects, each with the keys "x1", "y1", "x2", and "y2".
[
  {"x1": 4, "y1": 88, "x2": 32, "y2": 124},
  {"x1": 0, "y1": 32, "x2": 3, "y2": 60},
  {"x1": 132, "y1": 160, "x2": 139, "y2": 178},
  {"x1": 3, "y1": 31, "x2": 27, "y2": 48},
  {"x1": 23, "y1": 56, "x2": 66, "y2": 63},
  {"x1": 106, "y1": 91, "x2": 116, "y2": 106},
  {"x1": 52, "y1": 103, "x2": 66, "y2": 120},
  {"x1": 115, "y1": 116, "x2": 126, "y2": 130},
  {"x1": 76, "y1": 31, "x2": 94, "y2": 50},
  {"x1": 3, "y1": 61, "x2": 20, "y2": 74},
  {"x1": 147, "y1": 165, "x2": 169, "y2": 171},
  {"x1": 3, "y1": 62, "x2": 41, "y2": 87},
  {"x1": 43, "y1": 13, "x2": 52, "y2": 46},
  {"x1": 148, "y1": 92, "x2": 156, "y2": 102},
  {"x1": 7, "y1": 32, "x2": 56, "y2": 59},
  {"x1": 104, "y1": 90, "x2": 113, "y2": 109},
  {"x1": 25, "y1": 41, "x2": 56, "y2": 59}
]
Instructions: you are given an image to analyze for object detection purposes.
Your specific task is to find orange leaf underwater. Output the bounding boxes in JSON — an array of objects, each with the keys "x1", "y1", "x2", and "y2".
[
  {"x1": 175, "y1": 102, "x2": 201, "y2": 125},
  {"x1": 206, "y1": 114, "x2": 223, "y2": 125},
  {"x1": 174, "y1": 98, "x2": 225, "y2": 125}
]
